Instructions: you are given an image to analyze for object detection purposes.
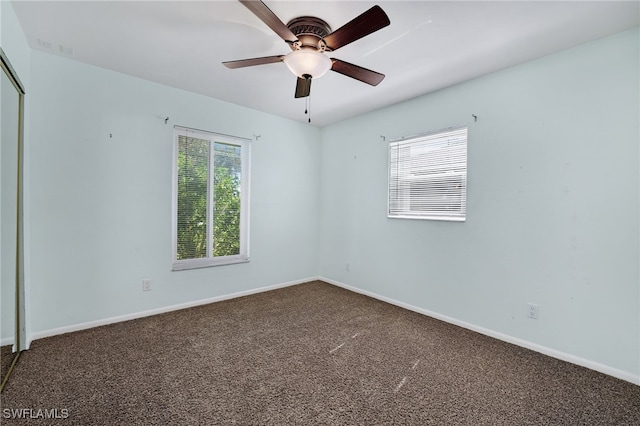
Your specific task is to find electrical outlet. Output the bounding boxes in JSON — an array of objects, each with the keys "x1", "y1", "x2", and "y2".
[
  {"x1": 142, "y1": 279, "x2": 152, "y2": 292},
  {"x1": 527, "y1": 303, "x2": 539, "y2": 319},
  {"x1": 345, "y1": 262, "x2": 351, "y2": 272}
]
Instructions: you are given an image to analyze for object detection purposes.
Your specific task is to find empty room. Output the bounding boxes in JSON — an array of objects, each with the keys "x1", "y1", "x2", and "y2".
[{"x1": 1, "y1": 0, "x2": 639, "y2": 424}]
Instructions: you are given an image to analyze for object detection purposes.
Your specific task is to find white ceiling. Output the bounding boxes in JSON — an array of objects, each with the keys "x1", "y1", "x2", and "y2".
[{"x1": 11, "y1": 1, "x2": 640, "y2": 127}]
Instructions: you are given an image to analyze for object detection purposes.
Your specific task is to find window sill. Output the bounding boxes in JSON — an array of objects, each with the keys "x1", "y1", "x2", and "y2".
[
  {"x1": 172, "y1": 255, "x2": 250, "y2": 271},
  {"x1": 388, "y1": 214, "x2": 466, "y2": 222}
]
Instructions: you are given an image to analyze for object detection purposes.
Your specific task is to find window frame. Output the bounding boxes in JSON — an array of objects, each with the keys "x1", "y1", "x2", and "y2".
[
  {"x1": 172, "y1": 126, "x2": 251, "y2": 271},
  {"x1": 387, "y1": 126, "x2": 467, "y2": 222}
]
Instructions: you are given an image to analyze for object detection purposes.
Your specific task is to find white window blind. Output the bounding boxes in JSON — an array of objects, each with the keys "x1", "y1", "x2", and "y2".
[{"x1": 388, "y1": 127, "x2": 467, "y2": 221}]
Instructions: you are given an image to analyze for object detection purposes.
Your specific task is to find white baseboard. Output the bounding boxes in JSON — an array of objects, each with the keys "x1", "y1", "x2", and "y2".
[
  {"x1": 0, "y1": 337, "x2": 14, "y2": 347},
  {"x1": 30, "y1": 276, "x2": 318, "y2": 343},
  {"x1": 320, "y1": 276, "x2": 640, "y2": 386}
]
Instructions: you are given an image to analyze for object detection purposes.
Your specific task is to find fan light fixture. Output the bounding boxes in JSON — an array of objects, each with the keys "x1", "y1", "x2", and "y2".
[
  {"x1": 223, "y1": 2, "x2": 390, "y2": 101},
  {"x1": 283, "y1": 49, "x2": 332, "y2": 79}
]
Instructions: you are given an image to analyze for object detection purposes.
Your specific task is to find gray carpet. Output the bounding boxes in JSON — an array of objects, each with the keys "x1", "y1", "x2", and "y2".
[
  {"x1": 1, "y1": 281, "x2": 639, "y2": 425},
  {"x1": 1, "y1": 344, "x2": 17, "y2": 386}
]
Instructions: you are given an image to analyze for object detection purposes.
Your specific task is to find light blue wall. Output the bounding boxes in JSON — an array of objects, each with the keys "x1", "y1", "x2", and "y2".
[
  {"x1": 27, "y1": 51, "x2": 321, "y2": 333},
  {"x1": 1, "y1": 1, "x2": 30, "y2": 80},
  {"x1": 319, "y1": 28, "x2": 640, "y2": 378}
]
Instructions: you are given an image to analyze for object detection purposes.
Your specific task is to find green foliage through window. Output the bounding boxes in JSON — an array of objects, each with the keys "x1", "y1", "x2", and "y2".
[
  {"x1": 177, "y1": 136, "x2": 209, "y2": 260},
  {"x1": 176, "y1": 135, "x2": 244, "y2": 262},
  {"x1": 213, "y1": 142, "x2": 241, "y2": 257}
]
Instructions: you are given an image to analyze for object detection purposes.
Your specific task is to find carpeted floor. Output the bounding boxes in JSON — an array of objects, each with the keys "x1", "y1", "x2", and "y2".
[
  {"x1": 1, "y1": 344, "x2": 18, "y2": 386},
  {"x1": 1, "y1": 281, "x2": 639, "y2": 425}
]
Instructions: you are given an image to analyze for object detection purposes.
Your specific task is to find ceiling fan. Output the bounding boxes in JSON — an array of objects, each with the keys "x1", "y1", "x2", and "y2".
[{"x1": 223, "y1": 0, "x2": 390, "y2": 99}]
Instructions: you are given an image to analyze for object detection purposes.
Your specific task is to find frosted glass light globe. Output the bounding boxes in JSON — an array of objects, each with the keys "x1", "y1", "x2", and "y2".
[{"x1": 283, "y1": 49, "x2": 332, "y2": 78}]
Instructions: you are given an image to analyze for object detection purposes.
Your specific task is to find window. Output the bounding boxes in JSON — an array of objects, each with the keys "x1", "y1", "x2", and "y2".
[
  {"x1": 172, "y1": 126, "x2": 250, "y2": 270},
  {"x1": 388, "y1": 127, "x2": 467, "y2": 221}
]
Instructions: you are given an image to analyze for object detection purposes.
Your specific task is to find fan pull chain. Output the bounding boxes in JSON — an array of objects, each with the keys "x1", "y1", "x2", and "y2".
[{"x1": 306, "y1": 95, "x2": 311, "y2": 123}]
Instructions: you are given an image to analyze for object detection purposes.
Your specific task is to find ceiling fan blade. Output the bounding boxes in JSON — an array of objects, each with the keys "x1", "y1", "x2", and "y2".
[
  {"x1": 239, "y1": 0, "x2": 298, "y2": 43},
  {"x1": 330, "y1": 59, "x2": 385, "y2": 86},
  {"x1": 323, "y1": 5, "x2": 390, "y2": 51},
  {"x1": 223, "y1": 55, "x2": 285, "y2": 69},
  {"x1": 295, "y1": 76, "x2": 311, "y2": 98}
]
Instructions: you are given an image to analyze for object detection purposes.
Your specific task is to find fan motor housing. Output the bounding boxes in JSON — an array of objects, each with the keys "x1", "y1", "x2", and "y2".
[{"x1": 287, "y1": 16, "x2": 332, "y2": 51}]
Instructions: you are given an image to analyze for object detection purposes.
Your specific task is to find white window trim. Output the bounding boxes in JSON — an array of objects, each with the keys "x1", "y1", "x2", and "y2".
[
  {"x1": 171, "y1": 126, "x2": 251, "y2": 271},
  {"x1": 388, "y1": 126, "x2": 467, "y2": 222}
]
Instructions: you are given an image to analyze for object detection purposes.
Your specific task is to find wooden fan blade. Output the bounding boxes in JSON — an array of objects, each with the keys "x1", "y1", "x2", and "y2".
[
  {"x1": 323, "y1": 5, "x2": 390, "y2": 51},
  {"x1": 239, "y1": 0, "x2": 298, "y2": 43},
  {"x1": 330, "y1": 59, "x2": 385, "y2": 86},
  {"x1": 295, "y1": 76, "x2": 311, "y2": 98},
  {"x1": 223, "y1": 55, "x2": 285, "y2": 69}
]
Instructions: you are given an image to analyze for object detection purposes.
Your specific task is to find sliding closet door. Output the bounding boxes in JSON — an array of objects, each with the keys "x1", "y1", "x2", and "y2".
[
  {"x1": 0, "y1": 59, "x2": 19, "y2": 351},
  {"x1": 0, "y1": 48, "x2": 25, "y2": 392}
]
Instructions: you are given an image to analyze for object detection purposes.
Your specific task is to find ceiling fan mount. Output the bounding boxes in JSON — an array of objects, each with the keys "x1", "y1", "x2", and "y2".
[
  {"x1": 223, "y1": 1, "x2": 390, "y2": 99},
  {"x1": 286, "y1": 16, "x2": 332, "y2": 51}
]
